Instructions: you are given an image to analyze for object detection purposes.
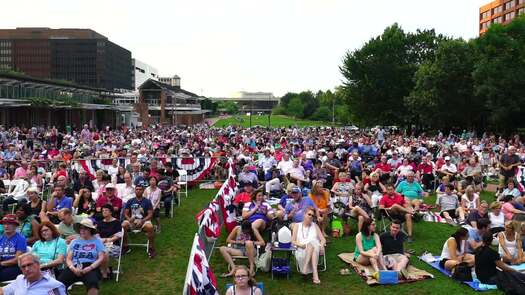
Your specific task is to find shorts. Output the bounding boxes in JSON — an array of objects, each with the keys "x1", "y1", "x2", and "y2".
[
  {"x1": 105, "y1": 243, "x2": 122, "y2": 258},
  {"x1": 440, "y1": 209, "x2": 457, "y2": 219},
  {"x1": 233, "y1": 245, "x2": 247, "y2": 256},
  {"x1": 58, "y1": 263, "x2": 101, "y2": 290},
  {"x1": 127, "y1": 220, "x2": 153, "y2": 231}
]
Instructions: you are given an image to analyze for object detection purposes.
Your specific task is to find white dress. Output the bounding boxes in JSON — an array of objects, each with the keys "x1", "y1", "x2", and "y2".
[{"x1": 294, "y1": 223, "x2": 321, "y2": 274}]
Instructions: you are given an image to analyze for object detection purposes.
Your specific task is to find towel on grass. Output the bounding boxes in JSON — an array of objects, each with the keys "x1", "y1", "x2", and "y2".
[
  {"x1": 338, "y1": 253, "x2": 434, "y2": 286},
  {"x1": 419, "y1": 255, "x2": 501, "y2": 291}
]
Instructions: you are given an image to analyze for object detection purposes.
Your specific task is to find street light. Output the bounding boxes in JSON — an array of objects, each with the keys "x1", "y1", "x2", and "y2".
[{"x1": 268, "y1": 94, "x2": 271, "y2": 129}]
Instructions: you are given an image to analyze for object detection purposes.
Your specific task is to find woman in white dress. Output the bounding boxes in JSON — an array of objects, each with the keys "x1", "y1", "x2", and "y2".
[{"x1": 292, "y1": 207, "x2": 326, "y2": 284}]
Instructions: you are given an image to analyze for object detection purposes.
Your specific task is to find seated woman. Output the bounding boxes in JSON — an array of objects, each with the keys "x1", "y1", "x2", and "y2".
[
  {"x1": 219, "y1": 220, "x2": 265, "y2": 277},
  {"x1": 242, "y1": 190, "x2": 275, "y2": 238},
  {"x1": 354, "y1": 218, "x2": 385, "y2": 273},
  {"x1": 461, "y1": 185, "x2": 480, "y2": 216},
  {"x1": 0, "y1": 214, "x2": 27, "y2": 281},
  {"x1": 439, "y1": 227, "x2": 474, "y2": 272},
  {"x1": 501, "y1": 195, "x2": 525, "y2": 222},
  {"x1": 489, "y1": 201, "x2": 505, "y2": 234},
  {"x1": 331, "y1": 172, "x2": 354, "y2": 202},
  {"x1": 498, "y1": 221, "x2": 525, "y2": 265},
  {"x1": 58, "y1": 218, "x2": 105, "y2": 294},
  {"x1": 436, "y1": 184, "x2": 465, "y2": 225},
  {"x1": 0, "y1": 204, "x2": 40, "y2": 246},
  {"x1": 363, "y1": 172, "x2": 385, "y2": 207},
  {"x1": 497, "y1": 180, "x2": 521, "y2": 201},
  {"x1": 225, "y1": 265, "x2": 262, "y2": 295},
  {"x1": 292, "y1": 207, "x2": 326, "y2": 284},
  {"x1": 435, "y1": 175, "x2": 451, "y2": 194},
  {"x1": 308, "y1": 180, "x2": 331, "y2": 237},
  {"x1": 348, "y1": 184, "x2": 373, "y2": 232},
  {"x1": 73, "y1": 188, "x2": 96, "y2": 217},
  {"x1": 97, "y1": 204, "x2": 123, "y2": 280},
  {"x1": 32, "y1": 221, "x2": 67, "y2": 276},
  {"x1": 27, "y1": 187, "x2": 46, "y2": 217}
]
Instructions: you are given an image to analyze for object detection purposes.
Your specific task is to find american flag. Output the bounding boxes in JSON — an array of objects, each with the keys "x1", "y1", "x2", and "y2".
[
  {"x1": 217, "y1": 175, "x2": 239, "y2": 233},
  {"x1": 186, "y1": 235, "x2": 219, "y2": 295},
  {"x1": 195, "y1": 201, "x2": 222, "y2": 240}
]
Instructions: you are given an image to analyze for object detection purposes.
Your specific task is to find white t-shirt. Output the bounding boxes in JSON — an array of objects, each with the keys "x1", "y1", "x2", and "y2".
[
  {"x1": 277, "y1": 160, "x2": 293, "y2": 175},
  {"x1": 489, "y1": 212, "x2": 505, "y2": 229},
  {"x1": 441, "y1": 163, "x2": 457, "y2": 173}
]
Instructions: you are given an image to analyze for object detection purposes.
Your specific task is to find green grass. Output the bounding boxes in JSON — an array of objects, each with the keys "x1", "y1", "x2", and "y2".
[
  {"x1": 68, "y1": 189, "x2": 503, "y2": 295},
  {"x1": 213, "y1": 115, "x2": 336, "y2": 128},
  {"x1": 70, "y1": 189, "x2": 219, "y2": 295}
]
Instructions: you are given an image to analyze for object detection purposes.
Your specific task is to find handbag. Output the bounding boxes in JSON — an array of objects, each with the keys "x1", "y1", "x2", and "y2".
[
  {"x1": 256, "y1": 248, "x2": 272, "y2": 272},
  {"x1": 452, "y1": 262, "x2": 472, "y2": 282}
]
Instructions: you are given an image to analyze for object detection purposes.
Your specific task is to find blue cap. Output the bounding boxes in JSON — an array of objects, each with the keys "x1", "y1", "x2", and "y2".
[{"x1": 291, "y1": 187, "x2": 301, "y2": 193}]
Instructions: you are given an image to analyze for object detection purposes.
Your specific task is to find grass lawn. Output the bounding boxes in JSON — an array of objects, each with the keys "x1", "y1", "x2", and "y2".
[
  {"x1": 68, "y1": 188, "x2": 503, "y2": 295},
  {"x1": 213, "y1": 115, "x2": 335, "y2": 128}
]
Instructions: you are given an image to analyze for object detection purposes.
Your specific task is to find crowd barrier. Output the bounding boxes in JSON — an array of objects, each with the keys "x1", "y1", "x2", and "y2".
[{"x1": 183, "y1": 159, "x2": 238, "y2": 295}]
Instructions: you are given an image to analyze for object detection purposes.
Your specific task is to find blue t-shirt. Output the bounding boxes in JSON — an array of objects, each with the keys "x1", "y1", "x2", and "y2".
[
  {"x1": 69, "y1": 238, "x2": 105, "y2": 264},
  {"x1": 125, "y1": 197, "x2": 153, "y2": 219},
  {"x1": 0, "y1": 232, "x2": 27, "y2": 261},
  {"x1": 467, "y1": 227, "x2": 482, "y2": 254},
  {"x1": 279, "y1": 195, "x2": 293, "y2": 209},
  {"x1": 285, "y1": 197, "x2": 317, "y2": 223},
  {"x1": 53, "y1": 197, "x2": 73, "y2": 211}
]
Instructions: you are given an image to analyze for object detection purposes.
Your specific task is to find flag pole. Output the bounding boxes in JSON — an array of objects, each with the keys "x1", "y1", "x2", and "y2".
[{"x1": 182, "y1": 233, "x2": 199, "y2": 295}]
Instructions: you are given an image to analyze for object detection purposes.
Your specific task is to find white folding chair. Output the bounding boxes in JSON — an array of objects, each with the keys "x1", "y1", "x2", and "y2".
[
  {"x1": 112, "y1": 229, "x2": 125, "y2": 282},
  {"x1": 177, "y1": 169, "x2": 188, "y2": 200},
  {"x1": 128, "y1": 229, "x2": 150, "y2": 253},
  {"x1": 1, "y1": 179, "x2": 13, "y2": 200}
]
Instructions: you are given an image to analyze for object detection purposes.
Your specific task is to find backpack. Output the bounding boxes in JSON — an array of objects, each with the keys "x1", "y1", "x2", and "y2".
[{"x1": 452, "y1": 262, "x2": 472, "y2": 282}]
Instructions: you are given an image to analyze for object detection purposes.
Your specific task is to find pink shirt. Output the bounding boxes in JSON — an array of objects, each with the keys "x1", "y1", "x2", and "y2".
[
  {"x1": 502, "y1": 202, "x2": 515, "y2": 221},
  {"x1": 14, "y1": 167, "x2": 28, "y2": 179}
]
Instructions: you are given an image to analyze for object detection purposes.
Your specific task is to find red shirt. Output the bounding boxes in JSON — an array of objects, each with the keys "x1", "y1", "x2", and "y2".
[
  {"x1": 417, "y1": 162, "x2": 434, "y2": 174},
  {"x1": 379, "y1": 193, "x2": 405, "y2": 208},
  {"x1": 233, "y1": 192, "x2": 251, "y2": 205},
  {"x1": 375, "y1": 162, "x2": 392, "y2": 173},
  {"x1": 96, "y1": 195, "x2": 123, "y2": 212}
]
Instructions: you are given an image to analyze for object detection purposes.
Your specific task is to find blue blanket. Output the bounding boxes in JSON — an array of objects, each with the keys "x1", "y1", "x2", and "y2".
[{"x1": 422, "y1": 256, "x2": 497, "y2": 291}]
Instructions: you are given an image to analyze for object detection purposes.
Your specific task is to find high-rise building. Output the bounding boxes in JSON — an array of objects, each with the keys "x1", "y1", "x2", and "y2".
[
  {"x1": 479, "y1": 0, "x2": 525, "y2": 34},
  {"x1": 0, "y1": 27, "x2": 133, "y2": 90}
]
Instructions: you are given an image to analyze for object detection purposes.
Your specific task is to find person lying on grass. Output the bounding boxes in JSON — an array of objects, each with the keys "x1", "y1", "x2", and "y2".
[
  {"x1": 439, "y1": 227, "x2": 475, "y2": 272},
  {"x1": 353, "y1": 218, "x2": 385, "y2": 274},
  {"x1": 219, "y1": 220, "x2": 265, "y2": 277}
]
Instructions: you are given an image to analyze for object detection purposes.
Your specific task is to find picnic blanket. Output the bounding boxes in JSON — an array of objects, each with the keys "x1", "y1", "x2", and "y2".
[
  {"x1": 338, "y1": 253, "x2": 434, "y2": 286},
  {"x1": 418, "y1": 255, "x2": 525, "y2": 291}
]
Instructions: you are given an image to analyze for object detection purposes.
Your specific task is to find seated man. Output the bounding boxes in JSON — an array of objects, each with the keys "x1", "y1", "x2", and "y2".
[
  {"x1": 466, "y1": 218, "x2": 491, "y2": 254},
  {"x1": 395, "y1": 171, "x2": 428, "y2": 211},
  {"x1": 436, "y1": 184, "x2": 465, "y2": 225},
  {"x1": 54, "y1": 208, "x2": 84, "y2": 244},
  {"x1": 284, "y1": 187, "x2": 319, "y2": 224},
  {"x1": 439, "y1": 156, "x2": 457, "y2": 180},
  {"x1": 475, "y1": 232, "x2": 525, "y2": 286},
  {"x1": 379, "y1": 184, "x2": 414, "y2": 242},
  {"x1": 380, "y1": 220, "x2": 409, "y2": 274},
  {"x1": 121, "y1": 184, "x2": 156, "y2": 258},
  {"x1": 2, "y1": 252, "x2": 66, "y2": 295},
  {"x1": 466, "y1": 201, "x2": 489, "y2": 228},
  {"x1": 237, "y1": 164, "x2": 258, "y2": 188},
  {"x1": 95, "y1": 183, "x2": 123, "y2": 219},
  {"x1": 46, "y1": 185, "x2": 73, "y2": 224},
  {"x1": 287, "y1": 159, "x2": 308, "y2": 186},
  {"x1": 276, "y1": 184, "x2": 296, "y2": 221},
  {"x1": 0, "y1": 214, "x2": 27, "y2": 281}
]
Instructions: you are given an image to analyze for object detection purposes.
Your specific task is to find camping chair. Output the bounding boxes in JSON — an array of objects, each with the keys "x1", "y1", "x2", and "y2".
[
  {"x1": 226, "y1": 243, "x2": 262, "y2": 273},
  {"x1": 379, "y1": 209, "x2": 409, "y2": 236},
  {"x1": 177, "y1": 169, "x2": 188, "y2": 201}
]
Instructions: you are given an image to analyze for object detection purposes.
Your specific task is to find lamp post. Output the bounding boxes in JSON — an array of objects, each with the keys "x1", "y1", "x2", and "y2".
[
  {"x1": 249, "y1": 98, "x2": 253, "y2": 128},
  {"x1": 268, "y1": 95, "x2": 271, "y2": 129}
]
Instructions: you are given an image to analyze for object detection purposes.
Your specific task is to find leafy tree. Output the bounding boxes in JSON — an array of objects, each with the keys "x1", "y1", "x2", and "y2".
[
  {"x1": 286, "y1": 97, "x2": 305, "y2": 119},
  {"x1": 407, "y1": 39, "x2": 481, "y2": 131},
  {"x1": 217, "y1": 101, "x2": 239, "y2": 114},
  {"x1": 200, "y1": 98, "x2": 218, "y2": 113},
  {"x1": 472, "y1": 15, "x2": 525, "y2": 132}
]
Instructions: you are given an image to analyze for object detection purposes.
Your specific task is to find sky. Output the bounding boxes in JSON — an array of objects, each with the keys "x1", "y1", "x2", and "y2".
[{"x1": 1, "y1": 0, "x2": 489, "y2": 97}]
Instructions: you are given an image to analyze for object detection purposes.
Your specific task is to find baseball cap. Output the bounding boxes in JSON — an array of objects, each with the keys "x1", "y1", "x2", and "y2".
[
  {"x1": 445, "y1": 156, "x2": 451, "y2": 161},
  {"x1": 105, "y1": 183, "x2": 116, "y2": 189},
  {"x1": 291, "y1": 186, "x2": 301, "y2": 193}
]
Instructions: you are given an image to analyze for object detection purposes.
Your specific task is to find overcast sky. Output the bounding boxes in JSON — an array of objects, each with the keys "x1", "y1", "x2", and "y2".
[{"x1": 2, "y1": 0, "x2": 488, "y2": 97}]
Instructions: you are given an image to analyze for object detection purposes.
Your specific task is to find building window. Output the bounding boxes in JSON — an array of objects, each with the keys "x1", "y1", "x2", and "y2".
[
  {"x1": 505, "y1": 11, "x2": 516, "y2": 21},
  {"x1": 493, "y1": 16, "x2": 504, "y2": 23},
  {"x1": 504, "y1": 0, "x2": 515, "y2": 10},
  {"x1": 493, "y1": 5, "x2": 503, "y2": 14}
]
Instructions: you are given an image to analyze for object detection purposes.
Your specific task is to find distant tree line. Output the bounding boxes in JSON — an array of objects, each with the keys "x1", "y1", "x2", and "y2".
[{"x1": 274, "y1": 15, "x2": 525, "y2": 133}]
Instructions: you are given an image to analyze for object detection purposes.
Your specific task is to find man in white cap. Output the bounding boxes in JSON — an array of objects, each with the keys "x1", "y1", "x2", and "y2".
[{"x1": 440, "y1": 156, "x2": 458, "y2": 180}]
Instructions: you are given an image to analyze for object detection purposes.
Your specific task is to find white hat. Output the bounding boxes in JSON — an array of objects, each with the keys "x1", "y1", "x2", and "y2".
[
  {"x1": 444, "y1": 156, "x2": 451, "y2": 161},
  {"x1": 105, "y1": 183, "x2": 116, "y2": 189}
]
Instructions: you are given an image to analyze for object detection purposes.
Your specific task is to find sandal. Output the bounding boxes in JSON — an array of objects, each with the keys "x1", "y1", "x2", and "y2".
[
  {"x1": 313, "y1": 279, "x2": 321, "y2": 284},
  {"x1": 339, "y1": 268, "x2": 350, "y2": 275}
]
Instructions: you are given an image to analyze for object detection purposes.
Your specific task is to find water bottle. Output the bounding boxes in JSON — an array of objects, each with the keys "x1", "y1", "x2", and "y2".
[{"x1": 271, "y1": 232, "x2": 276, "y2": 243}]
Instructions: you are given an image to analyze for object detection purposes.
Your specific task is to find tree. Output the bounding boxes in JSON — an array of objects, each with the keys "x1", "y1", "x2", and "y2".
[
  {"x1": 200, "y1": 98, "x2": 218, "y2": 114},
  {"x1": 287, "y1": 97, "x2": 305, "y2": 119},
  {"x1": 472, "y1": 15, "x2": 525, "y2": 132},
  {"x1": 340, "y1": 24, "x2": 444, "y2": 127},
  {"x1": 217, "y1": 101, "x2": 239, "y2": 114},
  {"x1": 407, "y1": 39, "x2": 482, "y2": 131}
]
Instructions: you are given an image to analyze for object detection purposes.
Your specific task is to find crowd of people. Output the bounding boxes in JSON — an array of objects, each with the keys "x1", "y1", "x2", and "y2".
[{"x1": 1, "y1": 123, "x2": 525, "y2": 292}]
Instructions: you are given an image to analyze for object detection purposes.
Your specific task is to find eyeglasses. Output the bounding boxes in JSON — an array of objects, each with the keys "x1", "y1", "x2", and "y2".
[
  {"x1": 235, "y1": 275, "x2": 248, "y2": 280},
  {"x1": 307, "y1": 213, "x2": 314, "y2": 217}
]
